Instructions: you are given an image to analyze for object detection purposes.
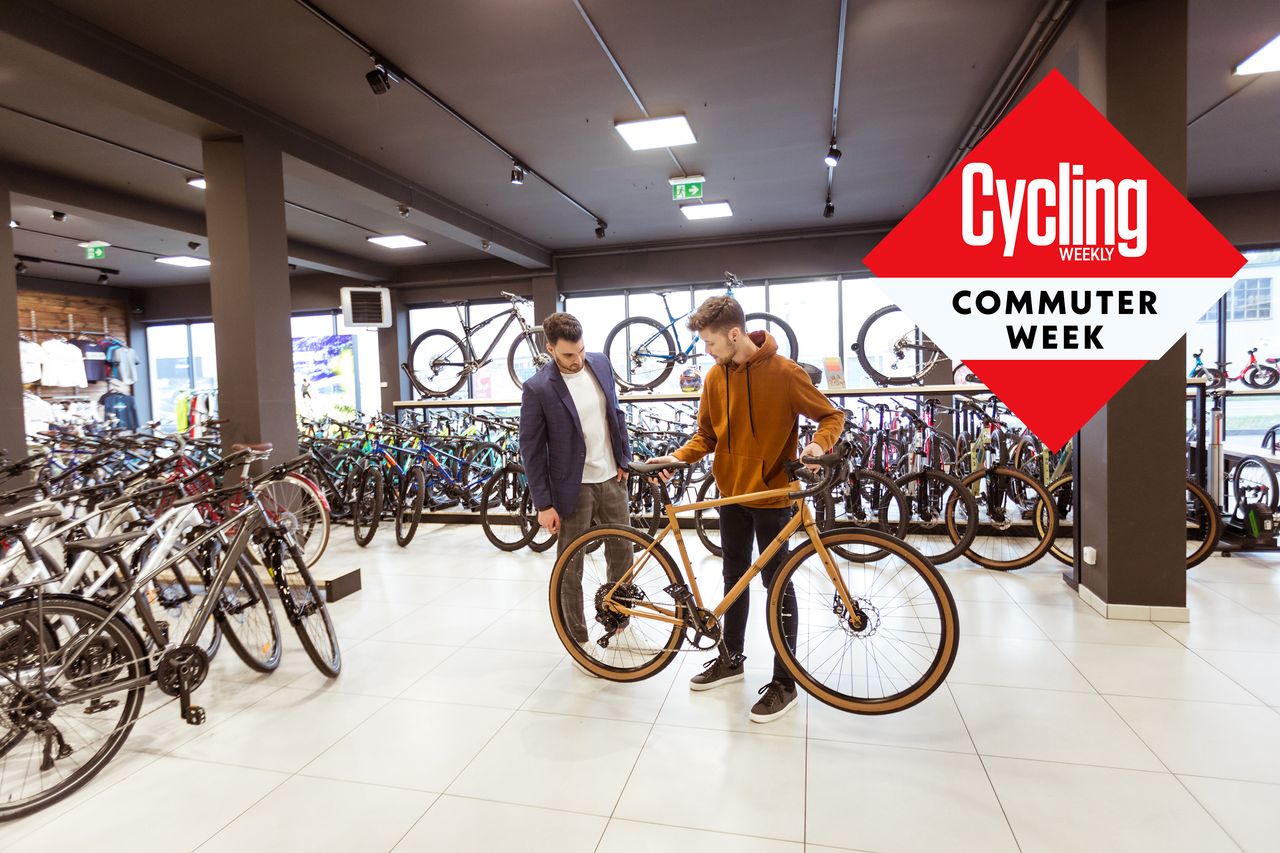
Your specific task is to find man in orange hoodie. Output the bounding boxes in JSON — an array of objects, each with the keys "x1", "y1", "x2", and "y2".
[{"x1": 648, "y1": 295, "x2": 844, "y2": 723}]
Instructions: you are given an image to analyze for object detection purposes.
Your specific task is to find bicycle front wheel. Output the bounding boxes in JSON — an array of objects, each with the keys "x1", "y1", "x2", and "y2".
[
  {"x1": 507, "y1": 328, "x2": 550, "y2": 389},
  {"x1": 407, "y1": 329, "x2": 470, "y2": 397},
  {"x1": 253, "y1": 474, "x2": 330, "y2": 568},
  {"x1": 768, "y1": 528, "x2": 959, "y2": 714},
  {"x1": 946, "y1": 467, "x2": 1056, "y2": 570},
  {"x1": 264, "y1": 534, "x2": 341, "y2": 677},
  {"x1": 604, "y1": 317, "x2": 676, "y2": 391},
  {"x1": 352, "y1": 466, "x2": 383, "y2": 547},
  {"x1": 480, "y1": 464, "x2": 538, "y2": 551},
  {"x1": 549, "y1": 525, "x2": 685, "y2": 681},
  {"x1": 217, "y1": 554, "x2": 283, "y2": 673},
  {"x1": 0, "y1": 594, "x2": 147, "y2": 822},
  {"x1": 395, "y1": 465, "x2": 426, "y2": 547}
]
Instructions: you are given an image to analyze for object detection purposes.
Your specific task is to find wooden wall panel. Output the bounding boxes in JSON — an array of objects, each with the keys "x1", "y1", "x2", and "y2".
[{"x1": 16, "y1": 288, "x2": 129, "y2": 342}]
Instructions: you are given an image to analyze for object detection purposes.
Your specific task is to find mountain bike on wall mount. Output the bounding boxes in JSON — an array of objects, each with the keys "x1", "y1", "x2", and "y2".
[
  {"x1": 402, "y1": 291, "x2": 550, "y2": 398},
  {"x1": 603, "y1": 272, "x2": 800, "y2": 392}
]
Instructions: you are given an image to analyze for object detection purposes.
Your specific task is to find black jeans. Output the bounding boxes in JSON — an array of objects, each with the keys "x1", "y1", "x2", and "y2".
[{"x1": 719, "y1": 502, "x2": 796, "y2": 687}]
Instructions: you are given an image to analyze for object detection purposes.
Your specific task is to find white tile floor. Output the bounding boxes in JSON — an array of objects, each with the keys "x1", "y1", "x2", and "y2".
[{"x1": 4, "y1": 522, "x2": 1280, "y2": 852}]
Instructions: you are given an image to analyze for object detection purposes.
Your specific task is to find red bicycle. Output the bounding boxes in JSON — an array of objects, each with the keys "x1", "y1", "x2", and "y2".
[{"x1": 1194, "y1": 347, "x2": 1280, "y2": 389}]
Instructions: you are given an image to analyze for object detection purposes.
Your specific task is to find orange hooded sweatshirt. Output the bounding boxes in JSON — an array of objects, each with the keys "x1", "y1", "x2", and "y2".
[{"x1": 673, "y1": 331, "x2": 845, "y2": 508}]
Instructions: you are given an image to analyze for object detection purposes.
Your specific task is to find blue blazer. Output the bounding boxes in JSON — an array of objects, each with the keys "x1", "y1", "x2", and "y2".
[{"x1": 519, "y1": 353, "x2": 632, "y2": 517}]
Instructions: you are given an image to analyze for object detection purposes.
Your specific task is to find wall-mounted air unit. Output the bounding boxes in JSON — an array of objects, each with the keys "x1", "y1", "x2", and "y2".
[{"x1": 340, "y1": 287, "x2": 392, "y2": 328}]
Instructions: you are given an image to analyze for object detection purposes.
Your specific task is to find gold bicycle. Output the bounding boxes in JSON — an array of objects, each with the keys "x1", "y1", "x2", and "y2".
[{"x1": 547, "y1": 446, "x2": 960, "y2": 715}]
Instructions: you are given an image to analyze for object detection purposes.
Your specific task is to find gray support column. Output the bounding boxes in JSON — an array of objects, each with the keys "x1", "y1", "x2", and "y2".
[
  {"x1": 203, "y1": 135, "x2": 298, "y2": 457},
  {"x1": 1077, "y1": 0, "x2": 1188, "y2": 613},
  {"x1": 379, "y1": 290, "x2": 410, "y2": 413},
  {"x1": 532, "y1": 274, "x2": 560, "y2": 325},
  {"x1": 0, "y1": 187, "x2": 26, "y2": 458}
]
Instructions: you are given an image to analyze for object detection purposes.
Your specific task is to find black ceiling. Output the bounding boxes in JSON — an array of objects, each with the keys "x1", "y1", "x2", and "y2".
[{"x1": 1, "y1": 0, "x2": 1277, "y2": 291}]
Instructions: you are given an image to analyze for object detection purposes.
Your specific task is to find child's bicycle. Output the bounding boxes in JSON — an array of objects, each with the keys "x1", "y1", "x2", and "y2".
[{"x1": 547, "y1": 444, "x2": 959, "y2": 715}]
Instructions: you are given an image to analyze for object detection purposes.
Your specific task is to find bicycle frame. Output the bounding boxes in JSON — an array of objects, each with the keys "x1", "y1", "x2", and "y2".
[
  {"x1": 20, "y1": 496, "x2": 265, "y2": 705},
  {"x1": 596, "y1": 483, "x2": 861, "y2": 632}
]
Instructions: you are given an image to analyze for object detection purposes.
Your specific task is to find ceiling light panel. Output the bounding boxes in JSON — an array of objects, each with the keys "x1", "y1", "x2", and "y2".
[
  {"x1": 367, "y1": 234, "x2": 427, "y2": 248},
  {"x1": 680, "y1": 202, "x2": 733, "y2": 220},
  {"x1": 615, "y1": 116, "x2": 696, "y2": 151},
  {"x1": 187, "y1": 177, "x2": 207, "y2": 189},
  {"x1": 1235, "y1": 33, "x2": 1280, "y2": 75},
  {"x1": 154, "y1": 255, "x2": 210, "y2": 267}
]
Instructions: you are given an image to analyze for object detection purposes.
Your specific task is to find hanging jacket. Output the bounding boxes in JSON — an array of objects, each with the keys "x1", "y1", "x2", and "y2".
[{"x1": 673, "y1": 331, "x2": 844, "y2": 508}]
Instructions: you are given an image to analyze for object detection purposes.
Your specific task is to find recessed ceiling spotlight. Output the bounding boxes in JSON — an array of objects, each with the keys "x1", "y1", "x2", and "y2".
[
  {"x1": 367, "y1": 234, "x2": 427, "y2": 249},
  {"x1": 187, "y1": 241, "x2": 201, "y2": 251},
  {"x1": 680, "y1": 202, "x2": 733, "y2": 220},
  {"x1": 510, "y1": 163, "x2": 526, "y2": 185},
  {"x1": 823, "y1": 201, "x2": 835, "y2": 219},
  {"x1": 397, "y1": 204, "x2": 411, "y2": 219},
  {"x1": 187, "y1": 176, "x2": 207, "y2": 189},
  {"x1": 8, "y1": 219, "x2": 17, "y2": 228},
  {"x1": 154, "y1": 255, "x2": 211, "y2": 267},
  {"x1": 15, "y1": 261, "x2": 27, "y2": 274},
  {"x1": 51, "y1": 211, "x2": 67, "y2": 222},
  {"x1": 97, "y1": 273, "x2": 109, "y2": 285},
  {"x1": 1235, "y1": 33, "x2": 1280, "y2": 75},
  {"x1": 594, "y1": 220, "x2": 607, "y2": 239},
  {"x1": 824, "y1": 142, "x2": 842, "y2": 168},
  {"x1": 614, "y1": 115, "x2": 696, "y2": 151}
]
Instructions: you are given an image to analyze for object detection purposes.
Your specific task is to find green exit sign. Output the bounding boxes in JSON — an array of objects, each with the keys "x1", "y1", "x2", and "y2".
[
  {"x1": 84, "y1": 246, "x2": 106, "y2": 260},
  {"x1": 669, "y1": 174, "x2": 706, "y2": 201}
]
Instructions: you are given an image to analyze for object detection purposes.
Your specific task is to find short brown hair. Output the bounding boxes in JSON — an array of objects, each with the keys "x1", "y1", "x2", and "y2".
[
  {"x1": 542, "y1": 312, "x2": 583, "y2": 344},
  {"x1": 687, "y1": 295, "x2": 745, "y2": 334}
]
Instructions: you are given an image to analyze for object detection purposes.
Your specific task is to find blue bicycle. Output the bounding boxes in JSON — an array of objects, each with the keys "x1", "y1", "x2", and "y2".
[{"x1": 602, "y1": 272, "x2": 799, "y2": 391}]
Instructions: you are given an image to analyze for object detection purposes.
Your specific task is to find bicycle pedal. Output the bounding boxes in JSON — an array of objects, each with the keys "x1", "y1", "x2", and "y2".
[
  {"x1": 184, "y1": 705, "x2": 207, "y2": 726},
  {"x1": 84, "y1": 698, "x2": 120, "y2": 715}
]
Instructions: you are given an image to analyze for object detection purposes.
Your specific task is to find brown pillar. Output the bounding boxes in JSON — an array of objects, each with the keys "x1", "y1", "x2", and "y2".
[
  {"x1": 532, "y1": 274, "x2": 559, "y2": 325},
  {"x1": 379, "y1": 289, "x2": 410, "y2": 412},
  {"x1": 0, "y1": 187, "x2": 26, "y2": 459},
  {"x1": 1076, "y1": 0, "x2": 1188, "y2": 617},
  {"x1": 203, "y1": 135, "x2": 298, "y2": 457}
]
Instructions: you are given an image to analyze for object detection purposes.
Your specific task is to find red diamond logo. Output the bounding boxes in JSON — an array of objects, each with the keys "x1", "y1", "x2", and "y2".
[{"x1": 863, "y1": 70, "x2": 1246, "y2": 450}]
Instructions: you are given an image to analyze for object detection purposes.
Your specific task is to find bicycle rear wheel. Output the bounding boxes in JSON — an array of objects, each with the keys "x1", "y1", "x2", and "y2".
[
  {"x1": 254, "y1": 474, "x2": 330, "y2": 568},
  {"x1": 0, "y1": 595, "x2": 147, "y2": 822},
  {"x1": 897, "y1": 469, "x2": 977, "y2": 564},
  {"x1": 853, "y1": 305, "x2": 943, "y2": 386},
  {"x1": 604, "y1": 317, "x2": 677, "y2": 391},
  {"x1": 768, "y1": 528, "x2": 959, "y2": 714},
  {"x1": 406, "y1": 329, "x2": 470, "y2": 397},
  {"x1": 548, "y1": 525, "x2": 685, "y2": 681}
]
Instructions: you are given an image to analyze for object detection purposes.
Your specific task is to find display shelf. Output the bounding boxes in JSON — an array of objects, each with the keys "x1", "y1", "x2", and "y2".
[{"x1": 392, "y1": 382, "x2": 994, "y2": 411}]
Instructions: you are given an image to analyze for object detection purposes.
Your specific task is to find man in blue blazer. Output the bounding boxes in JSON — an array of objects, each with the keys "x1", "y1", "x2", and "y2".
[{"x1": 520, "y1": 312, "x2": 632, "y2": 645}]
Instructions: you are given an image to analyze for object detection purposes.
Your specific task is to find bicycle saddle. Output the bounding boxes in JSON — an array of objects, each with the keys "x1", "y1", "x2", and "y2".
[
  {"x1": 628, "y1": 459, "x2": 689, "y2": 474},
  {"x1": 230, "y1": 442, "x2": 273, "y2": 453},
  {"x1": 0, "y1": 504, "x2": 62, "y2": 531},
  {"x1": 63, "y1": 529, "x2": 148, "y2": 556}
]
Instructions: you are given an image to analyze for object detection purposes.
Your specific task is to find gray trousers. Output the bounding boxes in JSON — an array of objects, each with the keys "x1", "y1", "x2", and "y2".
[{"x1": 557, "y1": 478, "x2": 632, "y2": 642}]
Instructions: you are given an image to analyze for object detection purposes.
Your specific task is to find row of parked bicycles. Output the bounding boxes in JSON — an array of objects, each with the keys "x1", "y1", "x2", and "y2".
[{"x1": 0, "y1": 419, "x2": 344, "y2": 820}]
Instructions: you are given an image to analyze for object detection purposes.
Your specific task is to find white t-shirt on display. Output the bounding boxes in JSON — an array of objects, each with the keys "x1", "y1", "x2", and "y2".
[
  {"x1": 562, "y1": 367, "x2": 618, "y2": 484},
  {"x1": 19, "y1": 340, "x2": 43, "y2": 384}
]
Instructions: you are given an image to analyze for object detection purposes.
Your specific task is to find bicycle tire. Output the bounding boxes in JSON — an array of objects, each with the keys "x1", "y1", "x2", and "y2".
[
  {"x1": 897, "y1": 469, "x2": 977, "y2": 564},
  {"x1": 1034, "y1": 475, "x2": 1076, "y2": 566},
  {"x1": 395, "y1": 465, "x2": 426, "y2": 547},
  {"x1": 853, "y1": 305, "x2": 943, "y2": 386},
  {"x1": 480, "y1": 464, "x2": 538, "y2": 551},
  {"x1": 528, "y1": 519, "x2": 557, "y2": 553},
  {"x1": 745, "y1": 311, "x2": 799, "y2": 362},
  {"x1": 459, "y1": 442, "x2": 504, "y2": 510},
  {"x1": 945, "y1": 466, "x2": 1057, "y2": 570},
  {"x1": 693, "y1": 475, "x2": 723, "y2": 557},
  {"x1": 406, "y1": 328, "x2": 471, "y2": 397},
  {"x1": 217, "y1": 554, "x2": 283, "y2": 673},
  {"x1": 1185, "y1": 478, "x2": 1222, "y2": 570},
  {"x1": 816, "y1": 468, "x2": 909, "y2": 561},
  {"x1": 507, "y1": 328, "x2": 550, "y2": 389},
  {"x1": 767, "y1": 527, "x2": 959, "y2": 715},
  {"x1": 1231, "y1": 454, "x2": 1279, "y2": 513},
  {"x1": 268, "y1": 535, "x2": 341, "y2": 677},
  {"x1": 0, "y1": 595, "x2": 147, "y2": 822},
  {"x1": 604, "y1": 317, "x2": 677, "y2": 391},
  {"x1": 252, "y1": 473, "x2": 331, "y2": 568},
  {"x1": 352, "y1": 466, "x2": 384, "y2": 546},
  {"x1": 1245, "y1": 364, "x2": 1280, "y2": 390},
  {"x1": 548, "y1": 524, "x2": 685, "y2": 681}
]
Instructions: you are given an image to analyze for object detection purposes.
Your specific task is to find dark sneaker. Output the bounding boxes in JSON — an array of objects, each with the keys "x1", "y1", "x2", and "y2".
[
  {"x1": 749, "y1": 680, "x2": 799, "y2": 723},
  {"x1": 689, "y1": 656, "x2": 745, "y2": 692}
]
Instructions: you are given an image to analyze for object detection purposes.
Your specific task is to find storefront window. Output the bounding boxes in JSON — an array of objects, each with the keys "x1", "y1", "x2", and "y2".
[
  {"x1": 1217, "y1": 250, "x2": 1280, "y2": 437},
  {"x1": 840, "y1": 278, "x2": 897, "y2": 387},
  {"x1": 769, "y1": 279, "x2": 839, "y2": 380}
]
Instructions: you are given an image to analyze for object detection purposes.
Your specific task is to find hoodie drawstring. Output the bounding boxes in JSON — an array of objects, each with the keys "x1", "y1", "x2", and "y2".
[
  {"x1": 723, "y1": 363, "x2": 732, "y2": 451},
  {"x1": 745, "y1": 364, "x2": 756, "y2": 437}
]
